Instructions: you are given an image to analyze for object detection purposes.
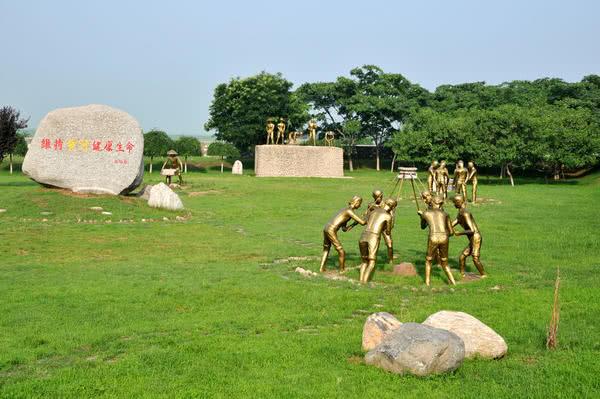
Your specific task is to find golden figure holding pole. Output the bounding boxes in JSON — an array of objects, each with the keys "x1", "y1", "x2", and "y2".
[
  {"x1": 324, "y1": 131, "x2": 335, "y2": 147},
  {"x1": 435, "y1": 160, "x2": 449, "y2": 199},
  {"x1": 320, "y1": 196, "x2": 366, "y2": 273},
  {"x1": 308, "y1": 119, "x2": 318, "y2": 146},
  {"x1": 276, "y1": 118, "x2": 286, "y2": 145},
  {"x1": 351, "y1": 189, "x2": 395, "y2": 263},
  {"x1": 418, "y1": 195, "x2": 456, "y2": 286},
  {"x1": 266, "y1": 119, "x2": 275, "y2": 145},
  {"x1": 427, "y1": 160, "x2": 439, "y2": 192},
  {"x1": 452, "y1": 195, "x2": 487, "y2": 278},
  {"x1": 467, "y1": 161, "x2": 478, "y2": 203},
  {"x1": 453, "y1": 160, "x2": 468, "y2": 199},
  {"x1": 358, "y1": 198, "x2": 397, "y2": 284}
]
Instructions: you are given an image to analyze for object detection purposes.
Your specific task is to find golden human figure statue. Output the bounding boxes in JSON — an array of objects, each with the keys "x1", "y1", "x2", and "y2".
[
  {"x1": 161, "y1": 150, "x2": 184, "y2": 185},
  {"x1": 360, "y1": 189, "x2": 395, "y2": 263},
  {"x1": 358, "y1": 198, "x2": 397, "y2": 284},
  {"x1": 418, "y1": 195, "x2": 456, "y2": 286},
  {"x1": 320, "y1": 196, "x2": 366, "y2": 273},
  {"x1": 427, "y1": 160, "x2": 439, "y2": 192},
  {"x1": 435, "y1": 160, "x2": 449, "y2": 199},
  {"x1": 276, "y1": 119, "x2": 286, "y2": 144},
  {"x1": 287, "y1": 131, "x2": 301, "y2": 145},
  {"x1": 308, "y1": 119, "x2": 318, "y2": 146},
  {"x1": 324, "y1": 131, "x2": 335, "y2": 147},
  {"x1": 453, "y1": 160, "x2": 468, "y2": 199},
  {"x1": 452, "y1": 195, "x2": 487, "y2": 278},
  {"x1": 266, "y1": 120, "x2": 275, "y2": 144},
  {"x1": 467, "y1": 161, "x2": 478, "y2": 203}
]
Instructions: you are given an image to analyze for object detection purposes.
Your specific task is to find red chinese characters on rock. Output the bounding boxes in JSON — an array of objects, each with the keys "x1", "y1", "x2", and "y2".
[
  {"x1": 39, "y1": 137, "x2": 136, "y2": 156},
  {"x1": 113, "y1": 159, "x2": 129, "y2": 165}
]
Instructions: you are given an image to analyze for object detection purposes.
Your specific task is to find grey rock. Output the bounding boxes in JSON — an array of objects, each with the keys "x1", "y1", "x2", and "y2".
[
  {"x1": 137, "y1": 184, "x2": 153, "y2": 200},
  {"x1": 365, "y1": 322, "x2": 465, "y2": 376},
  {"x1": 22, "y1": 104, "x2": 144, "y2": 195},
  {"x1": 148, "y1": 183, "x2": 184, "y2": 211},
  {"x1": 422, "y1": 311, "x2": 507, "y2": 359},
  {"x1": 362, "y1": 312, "x2": 402, "y2": 351},
  {"x1": 232, "y1": 160, "x2": 243, "y2": 175}
]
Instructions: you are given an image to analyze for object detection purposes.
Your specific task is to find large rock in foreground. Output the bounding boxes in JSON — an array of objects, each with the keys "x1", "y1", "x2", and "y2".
[
  {"x1": 423, "y1": 311, "x2": 507, "y2": 359},
  {"x1": 148, "y1": 183, "x2": 184, "y2": 210},
  {"x1": 362, "y1": 312, "x2": 402, "y2": 351},
  {"x1": 365, "y1": 323, "x2": 465, "y2": 376},
  {"x1": 22, "y1": 104, "x2": 144, "y2": 195}
]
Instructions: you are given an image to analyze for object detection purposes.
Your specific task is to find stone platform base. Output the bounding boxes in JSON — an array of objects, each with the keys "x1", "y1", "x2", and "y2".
[{"x1": 254, "y1": 145, "x2": 344, "y2": 177}]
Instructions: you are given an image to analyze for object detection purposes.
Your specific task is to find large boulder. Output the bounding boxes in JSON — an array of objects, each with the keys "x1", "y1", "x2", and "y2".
[
  {"x1": 422, "y1": 311, "x2": 507, "y2": 359},
  {"x1": 22, "y1": 104, "x2": 144, "y2": 195},
  {"x1": 148, "y1": 183, "x2": 184, "y2": 210},
  {"x1": 365, "y1": 322, "x2": 465, "y2": 376},
  {"x1": 362, "y1": 312, "x2": 402, "y2": 351}
]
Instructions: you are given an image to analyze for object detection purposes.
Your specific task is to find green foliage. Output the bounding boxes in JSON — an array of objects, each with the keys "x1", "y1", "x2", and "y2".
[
  {"x1": 204, "y1": 72, "x2": 309, "y2": 152},
  {"x1": 174, "y1": 136, "x2": 201, "y2": 157},
  {"x1": 207, "y1": 141, "x2": 240, "y2": 160},
  {"x1": 13, "y1": 133, "x2": 29, "y2": 156},
  {"x1": 0, "y1": 106, "x2": 28, "y2": 161},
  {"x1": 143, "y1": 130, "x2": 174, "y2": 158}
]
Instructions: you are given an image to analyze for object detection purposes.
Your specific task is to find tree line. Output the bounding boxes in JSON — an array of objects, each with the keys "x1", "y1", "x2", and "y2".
[{"x1": 205, "y1": 66, "x2": 600, "y2": 177}]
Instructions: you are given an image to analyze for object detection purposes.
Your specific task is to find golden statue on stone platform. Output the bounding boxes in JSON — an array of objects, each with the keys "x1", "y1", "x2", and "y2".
[
  {"x1": 358, "y1": 198, "x2": 397, "y2": 284},
  {"x1": 266, "y1": 120, "x2": 275, "y2": 145},
  {"x1": 308, "y1": 119, "x2": 317, "y2": 146},
  {"x1": 276, "y1": 118, "x2": 286, "y2": 145},
  {"x1": 452, "y1": 195, "x2": 487, "y2": 278},
  {"x1": 320, "y1": 196, "x2": 366, "y2": 273},
  {"x1": 467, "y1": 161, "x2": 478, "y2": 203},
  {"x1": 453, "y1": 160, "x2": 468, "y2": 199},
  {"x1": 325, "y1": 131, "x2": 335, "y2": 147},
  {"x1": 418, "y1": 195, "x2": 456, "y2": 286}
]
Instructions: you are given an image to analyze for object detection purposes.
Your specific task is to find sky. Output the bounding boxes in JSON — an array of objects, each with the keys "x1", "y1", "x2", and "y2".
[{"x1": 1, "y1": 0, "x2": 598, "y2": 136}]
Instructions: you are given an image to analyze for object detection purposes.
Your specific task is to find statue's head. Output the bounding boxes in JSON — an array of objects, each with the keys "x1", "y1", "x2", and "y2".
[
  {"x1": 372, "y1": 189, "x2": 383, "y2": 202},
  {"x1": 384, "y1": 198, "x2": 397, "y2": 211},
  {"x1": 432, "y1": 160, "x2": 439, "y2": 167},
  {"x1": 457, "y1": 160, "x2": 464, "y2": 168},
  {"x1": 432, "y1": 195, "x2": 444, "y2": 208},
  {"x1": 421, "y1": 191, "x2": 432, "y2": 204},
  {"x1": 167, "y1": 149, "x2": 178, "y2": 157},
  {"x1": 453, "y1": 195, "x2": 465, "y2": 208},
  {"x1": 349, "y1": 196, "x2": 363, "y2": 209},
  {"x1": 440, "y1": 160, "x2": 446, "y2": 167},
  {"x1": 468, "y1": 161, "x2": 475, "y2": 168}
]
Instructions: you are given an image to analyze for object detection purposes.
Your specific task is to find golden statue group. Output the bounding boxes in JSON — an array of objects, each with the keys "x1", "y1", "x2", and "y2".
[
  {"x1": 428, "y1": 159, "x2": 478, "y2": 202},
  {"x1": 321, "y1": 162, "x2": 486, "y2": 285},
  {"x1": 265, "y1": 118, "x2": 333, "y2": 146}
]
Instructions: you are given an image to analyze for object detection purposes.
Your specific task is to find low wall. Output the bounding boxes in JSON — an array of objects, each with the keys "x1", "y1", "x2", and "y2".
[{"x1": 254, "y1": 145, "x2": 344, "y2": 178}]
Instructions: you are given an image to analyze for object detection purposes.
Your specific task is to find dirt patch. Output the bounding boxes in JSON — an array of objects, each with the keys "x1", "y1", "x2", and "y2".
[{"x1": 188, "y1": 190, "x2": 222, "y2": 197}]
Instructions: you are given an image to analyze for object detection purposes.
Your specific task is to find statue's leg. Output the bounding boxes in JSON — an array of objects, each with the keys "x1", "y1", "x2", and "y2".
[
  {"x1": 383, "y1": 233, "x2": 393, "y2": 263},
  {"x1": 472, "y1": 181, "x2": 478, "y2": 203},
  {"x1": 460, "y1": 244, "x2": 471, "y2": 276},
  {"x1": 320, "y1": 233, "x2": 331, "y2": 272},
  {"x1": 358, "y1": 241, "x2": 369, "y2": 282},
  {"x1": 440, "y1": 240, "x2": 455, "y2": 285},
  {"x1": 338, "y1": 248, "x2": 346, "y2": 272},
  {"x1": 471, "y1": 234, "x2": 486, "y2": 276},
  {"x1": 425, "y1": 240, "x2": 435, "y2": 286},
  {"x1": 364, "y1": 259, "x2": 376, "y2": 283}
]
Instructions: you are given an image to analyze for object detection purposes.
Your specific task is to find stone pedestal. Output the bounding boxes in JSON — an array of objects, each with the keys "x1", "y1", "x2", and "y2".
[{"x1": 254, "y1": 145, "x2": 344, "y2": 178}]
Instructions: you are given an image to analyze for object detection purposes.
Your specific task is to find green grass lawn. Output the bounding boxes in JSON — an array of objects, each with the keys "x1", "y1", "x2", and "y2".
[{"x1": 0, "y1": 161, "x2": 599, "y2": 398}]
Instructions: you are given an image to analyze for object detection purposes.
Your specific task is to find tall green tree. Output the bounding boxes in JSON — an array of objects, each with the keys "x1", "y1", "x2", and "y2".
[
  {"x1": 205, "y1": 72, "x2": 309, "y2": 152},
  {"x1": 0, "y1": 106, "x2": 29, "y2": 174},
  {"x1": 143, "y1": 130, "x2": 174, "y2": 173},
  {"x1": 174, "y1": 136, "x2": 201, "y2": 173},
  {"x1": 207, "y1": 142, "x2": 240, "y2": 173}
]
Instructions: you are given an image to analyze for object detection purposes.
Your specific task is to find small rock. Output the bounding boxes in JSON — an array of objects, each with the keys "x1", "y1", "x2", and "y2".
[
  {"x1": 0, "y1": 209, "x2": 7, "y2": 213},
  {"x1": 141, "y1": 218, "x2": 146, "y2": 222},
  {"x1": 148, "y1": 183, "x2": 184, "y2": 211},
  {"x1": 101, "y1": 211, "x2": 112, "y2": 215},
  {"x1": 41, "y1": 218, "x2": 48, "y2": 222},
  {"x1": 362, "y1": 312, "x2": 402, "y2": 351},
  {"x1": 137, "y1": 185, "x2": 153, "y2": 200},
  {"x1": 40, "y1": 211, "x2": 53, "y2": 216},
  {"x1": 392, "y1": 262, "x2": 418, "y2": 277},
  {"x1": 295, "y1": 267, "x2": 318, "y2": 277},
  {"x1": 365, "y1": 322, "x2": 465, "y2": 376},
  {"x1": 176, "y1": 216, "x2": 186, "y2": 221},
  {"x1": 163, "y1": 217, "x2": 169, "y2": 221},
  {"x1": 423, "y1": 311, "x2": 507, "y2": 359},
  {"x1": 89, "y1": 207, "x2": 103, "y2": 211},
  {"x1": 490, "y1": 285, "x2": 501, "y2": 291}
]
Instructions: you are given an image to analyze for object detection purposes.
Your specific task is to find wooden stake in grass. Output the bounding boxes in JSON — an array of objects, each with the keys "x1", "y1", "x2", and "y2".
[{"x1": 546, "y1": 267, "x2": 560, "y2": 350}]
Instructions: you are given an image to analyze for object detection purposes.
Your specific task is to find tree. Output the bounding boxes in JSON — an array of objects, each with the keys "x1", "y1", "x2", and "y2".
[
  {"x1": 143, "y1": 130, "x2": 174, "y2": 173},
  {"x1": 205, "y1": 72, "x2": 309, "y2": 152},
  {"x1": 0, "y1": 106, "x2": 29, "y2": 174},
  {"x1": 207, "y1": 142, "x2": 240, "y2": 173},
  {"x1": 174, "y1": 136, "x2": 201, "y2": 173}
]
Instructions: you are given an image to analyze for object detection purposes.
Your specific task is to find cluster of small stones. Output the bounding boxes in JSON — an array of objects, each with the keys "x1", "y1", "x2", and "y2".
[{"x1": 362, "y1": 310, "x2": 507, "y2": 376}]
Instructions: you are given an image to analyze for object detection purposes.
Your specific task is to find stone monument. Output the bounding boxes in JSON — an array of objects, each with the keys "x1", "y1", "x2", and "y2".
[
  {"x1": 22, "y1": 104, "x2": 144, "y2": 195},
  {"x1": 254, "y1": 145, "x2": 344, "y2": 178},
  {"x1": 232, "y1": 160, "x2": 243, "y2": 175}
]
